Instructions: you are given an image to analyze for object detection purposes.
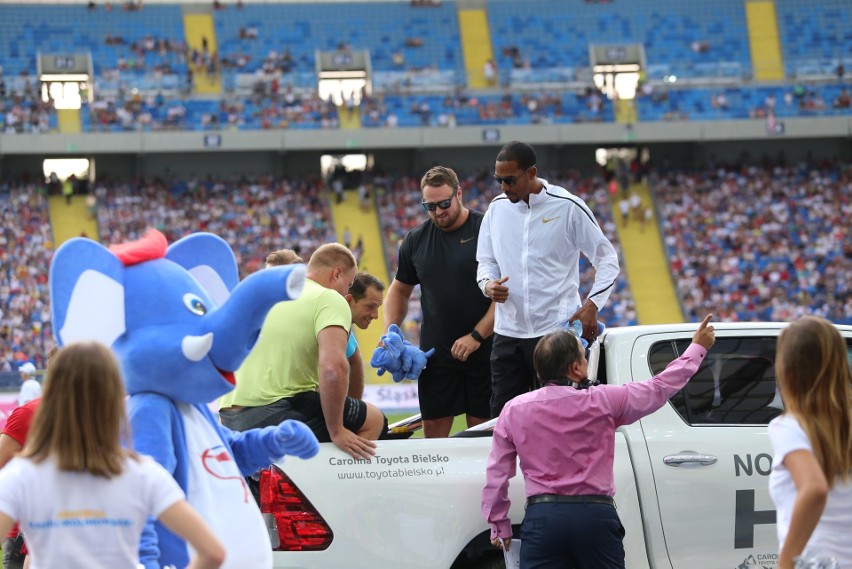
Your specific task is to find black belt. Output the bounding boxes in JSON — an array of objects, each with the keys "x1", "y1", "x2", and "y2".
[{"x1": 526, "y1": 494, "x2": 615, "y2": 508}]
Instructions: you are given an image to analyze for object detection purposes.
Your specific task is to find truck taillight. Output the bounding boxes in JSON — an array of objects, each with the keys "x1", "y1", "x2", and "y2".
[{"x1": 259, "y1": 465, "x2": 334, "y2": 551}]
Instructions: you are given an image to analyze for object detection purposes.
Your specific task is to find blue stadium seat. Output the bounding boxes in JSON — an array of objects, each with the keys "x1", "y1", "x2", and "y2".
[{"x1": 486, "y1": 0, "x2": 750, "y2": 80}]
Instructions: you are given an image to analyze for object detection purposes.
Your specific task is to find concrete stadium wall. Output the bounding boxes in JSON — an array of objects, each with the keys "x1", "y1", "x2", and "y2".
[{"x1": 1, "y1": 118, "x2": 850, "y2": 179}]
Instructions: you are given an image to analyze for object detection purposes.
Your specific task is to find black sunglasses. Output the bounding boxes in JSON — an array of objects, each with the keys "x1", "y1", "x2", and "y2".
[
  {"x1": 494, "y1": 166, "x2": 534, "y2": 187},
  {"x1": 421, "y1": 194, "x2": 455, "y2": 212}
]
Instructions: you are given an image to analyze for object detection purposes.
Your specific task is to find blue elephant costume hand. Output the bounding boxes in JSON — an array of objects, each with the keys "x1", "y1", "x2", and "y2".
[
  {"x1": 271, "y1": 420, "x2": 320, "y2": 460},
  {"x1": 370, "y1": 324, "x2": 435, "y2": 382}
]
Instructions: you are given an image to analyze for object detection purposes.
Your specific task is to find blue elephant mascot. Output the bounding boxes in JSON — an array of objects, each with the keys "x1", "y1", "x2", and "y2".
[{"x1": 49, "y1": 229, "x2": 319, "y2": 569}]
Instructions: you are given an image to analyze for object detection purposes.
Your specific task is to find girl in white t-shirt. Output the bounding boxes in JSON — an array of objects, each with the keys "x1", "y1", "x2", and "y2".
[
  {"x1": 768, "y1": 316, "x2": 852, "y2": 569},
  {"x1": 0, "y1": 342, "x2": 226, "y2": 569}
]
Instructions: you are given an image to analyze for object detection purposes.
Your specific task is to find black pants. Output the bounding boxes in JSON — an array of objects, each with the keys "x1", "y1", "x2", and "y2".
[
  {"x1": 490, "y1": 334, "x2": 542, "y2": 417},
  {"x1": 520, "y1": 502, "x2": 625, "y2": 568}
]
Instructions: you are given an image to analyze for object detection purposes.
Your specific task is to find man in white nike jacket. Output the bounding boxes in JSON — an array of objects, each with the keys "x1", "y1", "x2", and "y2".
[{"x1": 476, "y1": 141, "x2": 620, "y2": 416}]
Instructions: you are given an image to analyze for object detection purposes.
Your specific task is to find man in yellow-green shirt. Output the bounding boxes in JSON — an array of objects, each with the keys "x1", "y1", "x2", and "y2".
[{"x1": 219, "y1": 243, "x2": 383, "y2": 460}]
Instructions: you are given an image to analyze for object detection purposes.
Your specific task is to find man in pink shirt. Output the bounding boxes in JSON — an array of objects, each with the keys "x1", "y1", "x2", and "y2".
[{"x1": 482, "y1": 314, "x2": 716, "y2": 568}]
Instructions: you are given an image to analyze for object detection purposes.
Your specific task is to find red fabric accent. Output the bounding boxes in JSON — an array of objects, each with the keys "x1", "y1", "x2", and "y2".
[
  {"x1": 109, "y1": 228, "x2": 168, "y2": 267},
  {"x1": 1, "y1": 399, "x2": 39, "y2": 446},
  {"x1": 1, "y1": 399, "x2": 39, "y2": 540}
]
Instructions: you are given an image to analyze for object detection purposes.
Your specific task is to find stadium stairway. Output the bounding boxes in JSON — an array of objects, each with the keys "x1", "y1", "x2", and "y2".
[
  {"x1": 57, "y1": 109, "x2": 81, "y2": 134},
  {"x1": 329, "y1": 189, "x2": 390, "y2": 385},
  {"x1": 746, "y1": 0, "x2": 785, "y2": 81},
  {"x1": 183, "y1": 7, "x2": 222, "y2": 95},
  {"x1": 338, "y1": 104, "x2": 362, "y2": 129},
  {"x1": 610, "y1": 183, "x2": 683, "y2": 324},
  {"x1": 615, "y1": 99, "x2": 637, "y2": 125},
  {"x1": 458, "y1": 4, "x2": 495, "y2": 89},
  {"x1": 48, "y1": 195, "x2": 98, "y2": 246}
]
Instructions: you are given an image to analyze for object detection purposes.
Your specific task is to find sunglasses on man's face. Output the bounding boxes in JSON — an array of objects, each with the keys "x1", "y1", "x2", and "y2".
[
  {"x1": 493, "y1": 168, "x2": 532, "y2": 187},
  {"x1": 493, "y1": 175, "x2": 520, "y2": 187},
  {"x1": 421, "y1": 195, "x2": 455, "y2": 212}
]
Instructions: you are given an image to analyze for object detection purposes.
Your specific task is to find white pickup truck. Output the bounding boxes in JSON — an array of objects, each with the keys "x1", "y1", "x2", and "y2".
[{"x1": 263, "y1": 322, "x2": 852, "y2": 569}]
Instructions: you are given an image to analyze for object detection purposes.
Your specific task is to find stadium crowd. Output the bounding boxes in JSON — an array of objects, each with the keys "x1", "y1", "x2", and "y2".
[
  {"x1": 95, "y1": 175, "x2": 335, "y2": 272},
  {"x1": 0, "y1": 76, "x2": 55, "y2": 134},
  {"x1": 0, "y1": 183, "x2": 55, "y2": 373},
  {"x1": 656, "y1": 163, "x2": 852, "y2": 324},
  {"x1": 3, "y1": 163, "x2": 850, "y2": 373},
  {"x1": 0, "y1": 175, "x2": 336, "y2": 373}
]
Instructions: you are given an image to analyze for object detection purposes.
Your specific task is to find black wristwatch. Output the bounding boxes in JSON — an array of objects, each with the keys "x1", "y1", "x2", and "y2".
[{"x1": 470, "y1": 329, "x2": 484, "y2": 343}]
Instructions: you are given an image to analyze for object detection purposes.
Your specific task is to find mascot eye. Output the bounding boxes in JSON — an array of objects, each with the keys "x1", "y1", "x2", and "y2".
[{"x1": 183, "y1": 294, "x2": 208, "y2": 316}]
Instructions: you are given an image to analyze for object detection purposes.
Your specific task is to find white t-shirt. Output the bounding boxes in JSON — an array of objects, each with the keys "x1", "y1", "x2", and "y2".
[
  {"x1": 768, "y1": 414, "x2": 852, "y2": 565},
  {"x1": 0, "y1": 454, "x2": 184, "y2": 569},
  {"x1": 17, "y1": 378, "x2": 41, "y2": 406}
]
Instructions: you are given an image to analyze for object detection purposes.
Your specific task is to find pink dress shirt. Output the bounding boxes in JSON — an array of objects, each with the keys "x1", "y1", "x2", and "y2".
[{"x1": 482, "y1": 343, "x2": 707, "y2": 539}]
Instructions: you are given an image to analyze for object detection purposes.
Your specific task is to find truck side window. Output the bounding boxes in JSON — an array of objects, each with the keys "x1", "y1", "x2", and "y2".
[{"x1": 648, "y1": 337, "x2": 782, "y2": 426}]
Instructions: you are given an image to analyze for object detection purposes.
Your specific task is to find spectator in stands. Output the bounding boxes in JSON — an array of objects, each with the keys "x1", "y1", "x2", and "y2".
[
  {"x1": 833, "y1": 88, "x2": 850, "y2": 109},
  {"x1": 629, "y1": 190, "x2": 642, "y2": 223},
  {"x1": 477, "y1": 141, "x2": 620, "y2": 416},
  {"x1": 16, "y1": 362, "x2": 40, "y2": 407},
  {"x1": 588, "y1": 90, "x2": 603, "y2": 117},
  {"x1": 238, "y1": 26, "x2": 258, "y2": 40},
  {"x1": 219, "y1": 244, "x2": 385, "y2": 460},
  {"x1": 712, "y1": 92, "x2": 730, "y2": 110},
  {"x1": 484, "y1": 58, "x2": 497, "y2": 86},
  {"x1": 690, "y1": 40, "x2": 710, "y2": 53},
  {"x1": 384, "y1": 166, "x2": 495, "y2": 438},
  {"x1": 619, "y1": 196, "x2": 630, "y2": 227}
]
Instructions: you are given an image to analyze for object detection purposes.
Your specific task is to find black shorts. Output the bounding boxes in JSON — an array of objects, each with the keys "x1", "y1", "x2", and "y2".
[
  {"x1": 417, "y1": 354, "x2": 491, "y2": 421},
  {"x1": 490, "y1": 334, "x2": 541, "y2": 417},
  {"x1": 288, "y1": 390, "x2": 368, "y2": 443},
  {"x1": 219, "y1": 391, "x2": 367, "y2": 444}
]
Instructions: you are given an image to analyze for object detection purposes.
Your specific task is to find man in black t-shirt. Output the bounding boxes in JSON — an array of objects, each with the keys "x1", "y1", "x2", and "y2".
[{"x1": 384, "y1": 166, "x2": 495, "y2": 438}]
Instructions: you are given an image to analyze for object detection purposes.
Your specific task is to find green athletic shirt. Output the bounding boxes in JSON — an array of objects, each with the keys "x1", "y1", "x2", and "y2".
[{"x1": 221, "y1": 279, "x2": 351, "y2": 407}]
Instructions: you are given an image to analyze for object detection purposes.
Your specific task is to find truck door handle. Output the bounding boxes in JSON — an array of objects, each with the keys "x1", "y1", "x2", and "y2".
[{"x1": 663, "y1": 454, "x2": 718, "y2": 467}]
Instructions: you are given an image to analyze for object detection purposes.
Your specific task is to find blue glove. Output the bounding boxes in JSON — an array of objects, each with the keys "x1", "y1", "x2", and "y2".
[
  {"x1": 401, "y1": 344, "x2": 435, "y2": 381},
  {"x1": 370, "y1": 345, "x2": 402, "y2": 377},
  {"x1": 270, "y1": 420, "x2": 319, "y2": 460},
  {"x1": 383, "y1": 324, "x2": 407, "y2": 358},
  {"x1": 370, "y1": 325, "x2": 436, "y2": 382}
]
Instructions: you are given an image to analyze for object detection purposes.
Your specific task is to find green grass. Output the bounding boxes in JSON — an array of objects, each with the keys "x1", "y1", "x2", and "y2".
[{"x1": 385, "y1": 413, "x2": 470, "y2": 438}]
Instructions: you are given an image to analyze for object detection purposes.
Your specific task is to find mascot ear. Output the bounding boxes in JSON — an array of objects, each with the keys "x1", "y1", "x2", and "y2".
[
  {"x1": 166, "y1": 233, "x2": 239, "y2": 307},
  {"x1": 50, "y1": 238, "x2": 126, "y2": 347}
]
